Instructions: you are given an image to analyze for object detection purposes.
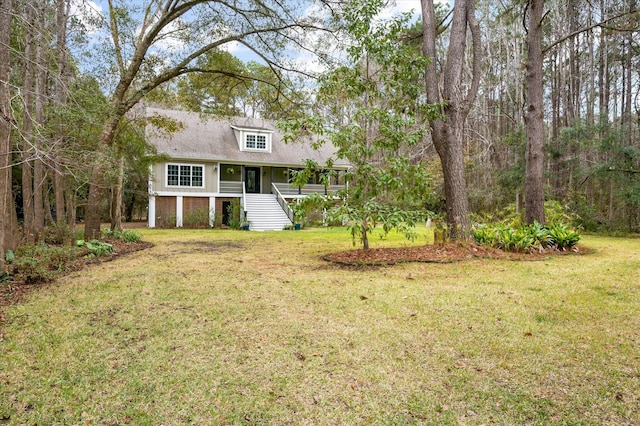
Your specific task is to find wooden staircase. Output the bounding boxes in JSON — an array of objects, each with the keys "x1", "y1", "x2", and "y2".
[{"x1": 244, "y1": 194, "x2": 292, "y2": 231}]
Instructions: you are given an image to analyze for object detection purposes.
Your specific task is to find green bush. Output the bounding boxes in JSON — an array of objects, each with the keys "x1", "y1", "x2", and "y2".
[
  {"x1": 102, "y1": 228, "x2": 142, "y2": 243},
  {"x1": 547, "y1": 223, "x2": 581, "y2": 250},
  {"x1": 12, "y1": 244, "x2": 79, "y2": 283},
  {"x1": 76, "y1": 239, "x2": 115, "y2": 257},
  {"x1": 183, "y1": 207, "x2": 213, "y2": 228},
  {"x1": 120, "y1": 230, "x2": 142, "y2": 243},
  {"x1": 227, "y1": 199, "x2": 242, "y2": 230},
  {"x1": 44, "y1": 223, "x2": 73, "y2": 244},
  {"x1": 473, "y1": 221, "x2": 580, "y2": 253}
]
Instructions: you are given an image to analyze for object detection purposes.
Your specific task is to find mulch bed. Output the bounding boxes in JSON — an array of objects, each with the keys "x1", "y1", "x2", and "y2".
[{"x1": 323, "y1": 241, "x2": 588, "y2": 266}]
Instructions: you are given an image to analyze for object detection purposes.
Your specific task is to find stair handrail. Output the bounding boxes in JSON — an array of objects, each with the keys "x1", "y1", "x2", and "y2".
[
  {"x1": 241, "y1": 181, "x2": 247, "y2": 223},
  {"x1": 272, "y1": 182, "x2": 295, "y2": 223}
]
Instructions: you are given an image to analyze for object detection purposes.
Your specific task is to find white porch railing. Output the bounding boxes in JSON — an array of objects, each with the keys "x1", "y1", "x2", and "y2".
[
  {"x1": 272, "y1": 183, "x2": 345, "y2": 196},
  {"x1": 220, "y1": 181, "x2": 243, "y2": 193}
]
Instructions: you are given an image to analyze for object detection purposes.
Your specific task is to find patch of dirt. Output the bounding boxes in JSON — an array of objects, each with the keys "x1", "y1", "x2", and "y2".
[
  {"x1": 323, "y1": 241, "x2": 588, "y2": 266},
  {"x1": 0, "y1": 239, "x2": 153, "y2": 320},
  {"x1": 179, "y1": 240, "x2": 246, "y2": 250}
]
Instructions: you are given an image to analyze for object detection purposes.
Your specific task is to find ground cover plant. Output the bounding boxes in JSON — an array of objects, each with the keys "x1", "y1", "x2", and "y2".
[{"x1": 0, "y1": 228, "x2": 638, "y2": 425}]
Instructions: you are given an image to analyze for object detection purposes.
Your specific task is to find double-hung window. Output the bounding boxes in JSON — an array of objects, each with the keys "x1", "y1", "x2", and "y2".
[{"x1": 167, "y1": 164, "x2": 204, "y2": 188}]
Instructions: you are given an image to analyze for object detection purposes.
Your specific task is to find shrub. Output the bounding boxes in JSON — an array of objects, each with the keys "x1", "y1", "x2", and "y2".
[
  {"x1": 102, "y1": 228, "x2": 142, "y2": 243},
  {"x1": 473, "y1": 221, "x2": 580, "y2": 253},
  {"x1": 547, "y1": 223, "x2": 581, "y2": 250},
  {"x1": 227, "y1": 199, "x2": 242, "y2": 230},
  {"x1": 12, "y1": 244, "x2": 79, "y2": 283},
  {"x1": 120, "y1": 230, "x2": 142, "y2": 243},
  {"x1": 76, "y1": 239, "x2": 115, "y2": 257},
  {"x1": 183, "y1": 207, "x2": 213, "y2": 228},
  {"x1": 43, "y1": 223, "x2": 74, "y2": 245}
]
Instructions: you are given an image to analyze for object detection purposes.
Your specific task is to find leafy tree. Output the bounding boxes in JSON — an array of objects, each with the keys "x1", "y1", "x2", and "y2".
[
  {"x1": 282, "y1": 0, "x2": 434, "y2": 249},
  {"x1": 80, "y1": 0, "x2": 340, "y2": 239}
]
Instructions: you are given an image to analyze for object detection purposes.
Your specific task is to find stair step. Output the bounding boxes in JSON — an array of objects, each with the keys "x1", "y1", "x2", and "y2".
[{"x1": 244, "y1": 194, "x2": 292, "y2": 231}]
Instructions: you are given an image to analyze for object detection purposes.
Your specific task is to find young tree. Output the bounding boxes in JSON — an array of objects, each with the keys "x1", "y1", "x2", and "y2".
[
  {"x1": 282, "y1": 0, "x2": 434, "y2": 249},
  {"x1": 420, "y1": 0, "x2": 481, "y2": 240},
  {"x1": 82, "y1": 0, "x2": 340, "y2": 239}
]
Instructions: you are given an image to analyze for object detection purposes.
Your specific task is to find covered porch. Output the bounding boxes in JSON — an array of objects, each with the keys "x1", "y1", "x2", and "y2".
[{"x1": 218, "y1": 163, "x2": 348, "y2": 197}]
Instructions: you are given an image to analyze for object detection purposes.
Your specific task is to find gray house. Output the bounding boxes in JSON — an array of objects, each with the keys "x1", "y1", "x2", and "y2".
[{"x1": 146, "y1": 107, "x2": 348, "y2": 230}]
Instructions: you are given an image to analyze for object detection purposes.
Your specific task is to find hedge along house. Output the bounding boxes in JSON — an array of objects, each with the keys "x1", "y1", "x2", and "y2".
[{"x1": 146, "y1": 107, "x2": 349, "y2": 230}]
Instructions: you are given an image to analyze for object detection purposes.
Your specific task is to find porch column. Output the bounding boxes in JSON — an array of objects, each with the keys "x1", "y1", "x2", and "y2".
[
  {"x1": 209, "y1": 196, "x2": 216, "y2": 227},
  {"x1": 176, "y1": 195, "x2": 183, "y2": 227},
  {"x1": 148, "y1": 195, "x2": 156, "y2": 228}
]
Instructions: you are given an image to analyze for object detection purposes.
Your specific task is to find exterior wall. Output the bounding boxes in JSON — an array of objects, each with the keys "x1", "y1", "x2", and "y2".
[
  {"x1": 182, "y1": 196, "x2": 210, "y2": 228},
  {"x1": 151, "y1": 195, "x2": 216, "y2": 228},
  {"x1": 150, "y1": 161, "x2": 218, "y2": 193},
  {"x1": 155, "y1": 196, "x2": 177, "y2": 227}
]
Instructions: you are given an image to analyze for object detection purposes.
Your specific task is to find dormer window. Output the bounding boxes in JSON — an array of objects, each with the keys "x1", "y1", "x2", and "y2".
[
  {"x1": 246, "y1": 133, "x2": 267, "y2": 150},
  {"x1": 231, "y1": 124, "x2": 273, "y2": 153}
]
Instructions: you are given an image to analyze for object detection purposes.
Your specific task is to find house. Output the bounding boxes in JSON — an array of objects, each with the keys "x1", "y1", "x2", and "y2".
[{"x1": 146, "y1": 107, "x2": 349, "y2": 230}]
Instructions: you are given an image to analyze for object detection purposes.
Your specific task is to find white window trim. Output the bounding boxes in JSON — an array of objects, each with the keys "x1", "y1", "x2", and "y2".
[
  {"x1": 243, "y1": 132, "x2": 270, "y2": 152},
  {"x1": 166, "y1": 163, "x2": 205, "y2": 188}
]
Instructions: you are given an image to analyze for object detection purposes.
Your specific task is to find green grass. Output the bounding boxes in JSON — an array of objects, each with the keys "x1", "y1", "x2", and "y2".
[{"x1": 1, "y1": 228, "x2": 639, "y2": 425}]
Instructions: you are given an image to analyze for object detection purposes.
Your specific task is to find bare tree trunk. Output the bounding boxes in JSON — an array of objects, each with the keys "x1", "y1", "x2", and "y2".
[
  {"x1": 53, "y1": 0, "x2": 69, "y2": 233},
  {"x1": 33, "y1": 0, "x2": 47, "y2": 234},
  {"x1": 111, "y1": 154, "x2": 125, "y2": 232},
  {"x1": 21, "y1": 1, "x2": 36, "y2": 243},
  {"x1": 0, "y1": 0, "x2": 17, "y2": 255},
  {"x1": 421, "y1": 0, "x2": 481, "y2": 240},
  {"x1": 524, "y1": 0, "x2": 546, "y2": 225}
]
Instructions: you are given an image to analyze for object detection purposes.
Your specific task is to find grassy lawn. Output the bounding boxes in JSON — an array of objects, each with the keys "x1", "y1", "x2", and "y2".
[{"x1": 1, "y1": 228, "x2": 638, "y2": 425}]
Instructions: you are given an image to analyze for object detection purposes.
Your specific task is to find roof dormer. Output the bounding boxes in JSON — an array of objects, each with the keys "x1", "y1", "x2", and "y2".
[{"x1": 231, "y1": 124, "x2": 274, "y2": 153}]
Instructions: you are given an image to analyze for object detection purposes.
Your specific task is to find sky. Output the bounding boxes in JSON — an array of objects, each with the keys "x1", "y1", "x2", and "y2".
[{"x1": 71, "y1": 0, "x2": 436, "y2": 77}]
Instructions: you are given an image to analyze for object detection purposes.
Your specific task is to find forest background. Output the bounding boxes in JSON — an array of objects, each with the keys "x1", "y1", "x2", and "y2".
[{"x1": 0, "y1": 0, "x2": 638, "y2": 255}]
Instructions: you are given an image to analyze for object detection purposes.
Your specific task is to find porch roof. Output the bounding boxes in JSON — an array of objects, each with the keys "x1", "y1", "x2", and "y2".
[{"x1": 146, "y1": 107, "x2": 349, "y2": 169}]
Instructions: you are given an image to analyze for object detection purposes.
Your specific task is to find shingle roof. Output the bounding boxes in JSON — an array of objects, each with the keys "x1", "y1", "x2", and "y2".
[{"x1": 146, "y1": 107, "x2": 348, "y2": 168}]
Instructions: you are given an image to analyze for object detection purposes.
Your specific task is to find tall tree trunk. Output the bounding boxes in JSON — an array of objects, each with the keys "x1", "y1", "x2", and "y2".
[
  {"x1": 421, "y1": 0, "x2": 481, "y2": 240},
  {"x1": 0, "y1": 0, "x2": 17, "y2": 255},
  {"x1": 33, "y1": 0, "x2": 47, "y2": 234},
  {"x1": 21, "y1": 1, "x2": 36, "y2": 243},
  {"x1": 53, "y1": 0, "x2": 69, "y2": 233},
  {"x1": 622, "y1": 0, "x2": 635, "y2": 146},
  {"x1": 111, "y1": 153, "x2": 125, "y2": 232},
  {"x1": 524, "y1": 0, "x2": 546, "y2": 225}
]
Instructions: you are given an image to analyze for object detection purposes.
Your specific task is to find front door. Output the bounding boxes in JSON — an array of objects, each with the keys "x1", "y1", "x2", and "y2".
[{"x1": 245, "y1": 167, "x2": 261, "y2": 193}]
